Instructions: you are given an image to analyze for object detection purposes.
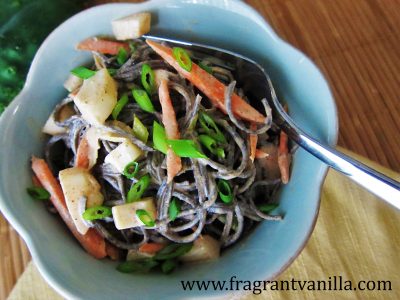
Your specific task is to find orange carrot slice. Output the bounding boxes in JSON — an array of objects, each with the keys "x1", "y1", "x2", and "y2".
[
  {"x1": 166, "y1": 149, "x2": 182, "y2": 183},
  {"x1": 139, "y1": 242, "x2": 166, "y2": 254},
  {"x1": 105, "y1": 242, "x2": 120, "y2": 260},
  {"x1": 146, "y1": 40, "x2": 265, "y2": 124},
  {"x1": 159, "y1": 79, "x2": 182, "y2": 183},
  {"x1": 75, "y1": 137, "x2": 90, "y2": 169},
  {"x1": 78, "y1": 229, "x2": 107, "y2": 259},
  {"x1": 249, "y1": 123, "x2": 258, "y2": 162},
  {"x1": 77, "y1": 38, "x2": 129, "y2": 55},
  {"x1": 32, "y1": 175, "x2": 42, "y2": 187},
  {"x1": 31, "y1": 157, "x2": 107, "y2": 259},
  {"x1": 159, "y1": 80, "x2": 180, "y2": 139},
  {"x1": 278, "y1": 130, "x2": 290, "y2": 184},
  {"x1": 255, "y1": 148, "x2": 270, "y2": 159}
]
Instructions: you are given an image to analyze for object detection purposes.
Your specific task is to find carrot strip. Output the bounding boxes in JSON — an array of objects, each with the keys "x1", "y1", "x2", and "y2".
[
  {"x1": 278, "y1": 104, "x2": 290, "y2": 184},
  {"x1": 105, "y1": 242, "x2": 120, "y2": 260},
  {"x1": 249, "y1": 123, "x2": 258, "y2": 162},
  {"x1": 78, "y1": 229, "x2": 107, "y2": 259},
  {"x1": 255, "y1": 148, "x2": 270, "y2": 159},
  {"x1": 166, "y1": 149, "x2": 182, "y2": 183},
  {"x1": 32, "y1": 175, "x2": 42, "y2": 187},
  {"x1": 159, "y1": 80, "x2": 180, "y2": 139},
  {"x1": 31, "y1": 157, "x2": 107, "y2": 259},
  {"x1": 159, "y1": 79, "x2": 182, "y2": 183},
  {"x1": 278, "y1": 130, "x2": 290, "y2": 184},
  {"x1": 138, "y1": 242, "x2": 166, "y2": 254},
  {"x1": 77, "y1": 38, "x2": 129, "y2": 55},
  {"x1": 146, "y1": 40, "x2": 265, "y2": 124},
  {"x1": 75, "y1": 137, "x2": 90, "y2": 169}
]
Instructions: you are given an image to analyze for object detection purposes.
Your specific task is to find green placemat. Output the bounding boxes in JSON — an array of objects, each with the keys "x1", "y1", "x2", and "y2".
[{"x1": 0, "y1": 0, "x2": 85, "y2": 113}]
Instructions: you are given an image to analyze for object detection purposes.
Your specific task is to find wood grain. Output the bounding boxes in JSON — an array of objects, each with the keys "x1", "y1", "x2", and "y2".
[
  {"x1": 1, "y1": 0, "x2": 399, "y2": 299},
  {"x1": 250, "y1": 0, "x2": 400, "y2": 171}
]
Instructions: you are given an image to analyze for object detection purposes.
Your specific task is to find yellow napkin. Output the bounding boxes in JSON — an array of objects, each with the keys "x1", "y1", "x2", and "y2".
[{"x1": 7, "y1": 150, "x2": 400, "y2": 300}]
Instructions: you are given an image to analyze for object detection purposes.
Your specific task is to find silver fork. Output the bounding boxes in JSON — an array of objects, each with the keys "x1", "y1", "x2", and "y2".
[{"x1": 144, "y1": 35, "x2": 400, "y2": 209}]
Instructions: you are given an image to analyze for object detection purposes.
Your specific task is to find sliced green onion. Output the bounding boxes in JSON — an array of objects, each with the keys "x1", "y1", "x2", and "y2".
[
  {"x1": 26, "y1": 187, "x2": 50, "y2": 201},
  {"x1": 199, "y1": 61, "x2": 213, "y2": 74},
  {"x1": 161, "y1": 259, "x2": 177, "y2": 274},
  {"x1": 153, "y1": 121, "x2": 168, "y2": 154},
  {"x1": 154, "y1": 243, "x2": 193, "y2": 260},
  {"x1": 133, "y1": 114, "x2": 149, "y2": 143},
  {"x1": 199, "y1": 113, "x2": 226, "y2": 143},
  {"x1": 112, "y1": 94, "x2": 129, "y2": 120},
  {"x1": 258, "y1": 203, "x2": 279, "y2": 214},
  {"x1": 117, "y1": 47, "x2": 128, "y2": 65},
  {"x1": 217, "y1": 179, "x2": 233, "y2": 204},
  {"x1": 172, "y1": 47, "x2": 192, "y2": 72},
  {"x1": 82, "y1": 205, "x2": 112, "y2": 221},
  {"x1": 141, "y1": 63, "x2": 156, "y2": 95},
  {"x1": 136, "y1": 209, "x2": 155, "y2": 227},
  {"x1": 132, "y1": 88, "x2": 155, "y2": 113},
  {"x1": 123, "y1": 161, "x2": 139, "y2": 179},
  {"x1": 198, "y1": 134, "x2": 225, "y2": 158},
  {"x1": 127, "y1": 174, "x2": 151, "y2": 203},
  {"x1": 215, "y1": 148, "x2": 225, "y2": 159},
  {"x1": 107, "y1": 68, "x2": 118, "y2": 76},
  {"x1": 70, "y1": 66, "x2": 96, "y2": 79},
  {"x1": 187, "y1": 113, "x2": 199, "y2": 132},
  {"x1": 117, "y1": 259, "x2": 158, "y2": 273},
  {"x1": 168, "y1": 198, "x2": 181, "y2": 221},
  {"x1": 167, "y1": 139, "x2": 207, "y2": 158}
]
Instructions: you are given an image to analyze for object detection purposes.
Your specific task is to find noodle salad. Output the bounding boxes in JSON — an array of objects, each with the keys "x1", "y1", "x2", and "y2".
[{"x1": 27, "y1": 12, "x2": 291, "y2": 274}]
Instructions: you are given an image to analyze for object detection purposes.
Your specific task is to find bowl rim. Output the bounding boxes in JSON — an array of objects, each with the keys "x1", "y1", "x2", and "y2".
[{"x1": 0, "y1": 0, "x2": 338, "y2": 298}]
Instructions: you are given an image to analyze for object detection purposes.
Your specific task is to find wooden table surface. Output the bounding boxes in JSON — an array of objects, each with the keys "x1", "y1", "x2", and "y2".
[{"x1": 1, "y1": 0, "x2": 399, "y2": 299}]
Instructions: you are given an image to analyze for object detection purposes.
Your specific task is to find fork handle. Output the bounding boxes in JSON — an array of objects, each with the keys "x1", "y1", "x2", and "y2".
[{"x1": 284, "y1": 124, "x2": 400, "y2": 209}]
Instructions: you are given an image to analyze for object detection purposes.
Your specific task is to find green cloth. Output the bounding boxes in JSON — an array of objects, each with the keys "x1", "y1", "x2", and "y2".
[{"x1": 0, "y1": 0, "x2": 84, "y2": 113}]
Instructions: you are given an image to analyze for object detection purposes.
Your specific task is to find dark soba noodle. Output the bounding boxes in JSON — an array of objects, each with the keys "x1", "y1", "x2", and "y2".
[{"x1": 42, "y1": 38, "x2": 288, "y2": 261}]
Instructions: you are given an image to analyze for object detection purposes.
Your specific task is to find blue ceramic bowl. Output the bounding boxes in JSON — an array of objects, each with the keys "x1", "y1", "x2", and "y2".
[{"x1": 0, "y1": 0, "x2": 337, "y2": 299}]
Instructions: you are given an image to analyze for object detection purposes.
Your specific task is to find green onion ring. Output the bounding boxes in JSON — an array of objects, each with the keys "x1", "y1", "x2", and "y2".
[
  {"x1": 132, "y1": 114, "x2": 149, "y2": 143},
  {"x1": 82, "y1": 205, "x2": 112, "y2": 221},
  {"x1": 123, "y1": 161, "x2": 139, "y2": 179},
  {"x1": 167, "y1": 139, "x2": 207, "y2": 158},
  {"x1": 132, "y1": 88, "x2": 155, "y2": 113},
  {"x1": 217, "y1": 179, "x2": 233, "y2": 204},
  {"x1": 141, "y1": 63, "x2": 156, "y2": 95},
  {"x1": 168, "y1": 198, "x2": 181, "y2": 221},
  {"x1": 154, "y1": 243, "x2": 193, "y2": 260},
  {"x1": 161, "y1": 259, "x2": 177, "y2": 274},
  {"x1": 127, "y1": 174, "x2": 151, "y2": 203},
  {"x1": 199, "y1": 113, "x2": 226, "y2": 143},
  {"x1": 172, "y1": 47, "x2": 192, "y2": 72},
  {"x1": 198, "y1": 134, "x2": 225, "y2": 158},
  {"x1": 112, "y1": 94, "x2": 129, "y2": 120},
  {"x1": 116, "y1": 47, "x2": 128, "y2": 65},
  {"x1": 26, "y1": 186, "x2": 50, "y2": 201},
  {"x1": 136, "y1": 209, "x2": 155, "y2": 227},
  {"x1": 70, "y1": 66, "x2": 96, "y2": 79},
  {"x1": 117, "y1": 259, "x2": 158, "y2": 273},
  {"x1": 258, "y1": 203, "x2": 279, "y2": 214},
  {"x1": 198, "y1": 61, "x2": 212, "y2": 74},
  {"x1": 153, "y1": 121, "x2": 168, "y2": 154}
]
